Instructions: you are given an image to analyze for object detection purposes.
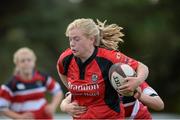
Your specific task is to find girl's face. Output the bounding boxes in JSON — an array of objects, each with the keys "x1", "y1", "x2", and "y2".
[
  {"x1": 16, "y1": 52, "x2": 35, "y2": 75},
  {"x1": 68, "y1": 28, "x2": 94, "y2": 59}
]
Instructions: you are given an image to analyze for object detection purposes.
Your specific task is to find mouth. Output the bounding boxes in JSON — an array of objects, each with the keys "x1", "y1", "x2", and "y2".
[{"x1": 71, "y1": 48, "x2": 77, "y2": 53}]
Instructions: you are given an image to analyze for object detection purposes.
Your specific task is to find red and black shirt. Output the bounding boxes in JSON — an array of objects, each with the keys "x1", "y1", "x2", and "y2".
[{"x1": 57, "y1": 47, "x2": 138, "y2": 119}]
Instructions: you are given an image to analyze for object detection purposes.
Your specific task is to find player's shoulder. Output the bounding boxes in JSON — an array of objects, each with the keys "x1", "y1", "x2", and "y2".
[
  {"x1": 97, "y1": 47, "x2": 121, "y2": 61},
  {"x1": 2, "y1": 76, "x2": 18, "y2": 91},
  {"x1": 34, "y1": 70, "x2": 56, "y2": 84},
  {"x1": 57, "y1": 48, "x2": 73, "y2": 63},
  {"x1": 60, "y1": 48, "x2": 73, "y2": 57},
  {"x1": 35, "y1": 70, "x2": 49, "y2": 79},
  {"x1": 98, "y1": 47, "x2": 114, "y2": 56}
]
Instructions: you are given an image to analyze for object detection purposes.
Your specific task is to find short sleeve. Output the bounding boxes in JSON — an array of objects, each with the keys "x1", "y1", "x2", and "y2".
[
  {"x1": 57, "y1": 55, "x2": 65, "y2": 75},
  {"x1": 57, "y1": 49, "x2": 73, "y2": 75},
  {"x1": 46, "y1": 76, "x2": 62, "y2": 95},
  {"x1": 0, "y1": 85, "x2": 13, "y2": 111},
  {"x1": 140, "y1": 82, "x2": 158, "y2": 96}
]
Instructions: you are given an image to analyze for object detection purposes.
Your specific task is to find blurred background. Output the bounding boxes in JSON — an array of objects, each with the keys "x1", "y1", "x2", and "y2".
[{"x1": 0, "y1": 0, "x2": 180, "y2": 117}]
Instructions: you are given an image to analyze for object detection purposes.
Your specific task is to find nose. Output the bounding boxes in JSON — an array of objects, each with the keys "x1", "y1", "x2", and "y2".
[
  {"x1": 23, "y1": 60, "x2": 30, "y2": 66},
  {"x1": 70, "y1": 40, "x2": 75, "y2": 47}
]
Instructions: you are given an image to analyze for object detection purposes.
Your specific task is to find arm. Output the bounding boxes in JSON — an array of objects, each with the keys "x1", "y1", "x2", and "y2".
[
  {"x1": 0, "y1": 85, "x2": 34, "y2": 119},
  {"x1": 60, "y1": 94, "x2": 87, "y2": 118},
  {"x1": 45, "y1": 91, "x2": 64, "y2": 115},
  {"x1": 2, "y1": 109, "x2": 34, "y2": 119},
  {"x1": 50, "y1": 91, "x2": 64, "y2": 109},
  {"x1": 135, "y1": 62, "x2": 149, "y2": 84},
  {"x1": 134, "y1": 87, "x2": 164, "y2": 111},
  {"x1": 139, "y1": 94, "x2": 164, "y2": 111},
  {"x1": 2, "y1": 109, "x2": 22, "y2": 119},
  {"x1": 45, "y1": 76, "x2": 64, "y2": 115},
  {"x1": 60, "y1": 93, "x2": 72, "y2": 112},
  {"x1": 118, "y1": 62, "x2": 149, "y2": 93}
]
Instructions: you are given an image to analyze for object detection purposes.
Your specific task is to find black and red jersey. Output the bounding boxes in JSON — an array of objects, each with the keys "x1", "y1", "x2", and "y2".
[{"x1": 57, "y1": 47, "x2": 139, "y2": 119}]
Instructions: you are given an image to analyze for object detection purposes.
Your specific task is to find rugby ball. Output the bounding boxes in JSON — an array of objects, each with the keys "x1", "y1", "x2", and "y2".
[{"x1": 109, "y1": 63, "x2": 136, "y2": 96}]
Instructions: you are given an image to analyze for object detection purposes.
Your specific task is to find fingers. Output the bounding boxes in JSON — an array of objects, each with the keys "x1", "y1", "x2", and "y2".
[
  {"x1": 70, "y1": 106, "x2": 87, "y2": 118},
  {"x1": 117, "y1": 84, "x2": 128, "y2": 90},
  {"x1": 124, "y1": 76, "x2": 136, "y2": 81},
  {"x1": 116, "y1": 83, "x2": 134, "y2": 95},
  {"x1": 73, "y1": 109, "x2": 86, "y2": 114},
  {"x1": 73, "y1": 113, "x2": 81, "y2": 118},
  {"x1": 71, "y1": 108, "x2": 87, "y2": 118},
  {"x1": 68, "y1": 102, "x2": 87, "y2": 118},
  {"x1": 118, "y1": 77, "x2": 137, "y2": 92},
  {"x1": 73, "y1": 105, "x2": 87, "y2": 112}
]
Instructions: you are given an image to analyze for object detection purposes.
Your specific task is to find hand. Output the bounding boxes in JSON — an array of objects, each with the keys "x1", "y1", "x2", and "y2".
[
  {"x1": 64, "y1": 101, "x2": 87, "y2": 118},
  {"x1": 45, "y1": 104, "x2": 56, "y2": 116},
  {"x1": 116, "y1": 77, "x2": 140, "y2": 95}
]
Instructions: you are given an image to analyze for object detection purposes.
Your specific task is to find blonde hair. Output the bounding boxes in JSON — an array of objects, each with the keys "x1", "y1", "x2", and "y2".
[
  {"x1": 13, "y1": 47, "x2": 36, "y2": 75},
  {"x1": 66, "y1": 18, "x2": 124, "y2": 50}
]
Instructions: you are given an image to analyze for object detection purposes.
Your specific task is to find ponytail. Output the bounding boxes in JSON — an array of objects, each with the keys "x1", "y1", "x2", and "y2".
[{"x1": 96, "y1": 20, "x2": 124, "y2": 50}]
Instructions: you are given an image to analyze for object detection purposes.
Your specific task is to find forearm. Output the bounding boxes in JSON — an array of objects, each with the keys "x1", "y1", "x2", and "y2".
[
  {"x1": 139, "y1": 93, "x2": 164, "y2": 111},
  {"x1": 60, "y1": 99, "x2": 69, "y2": 112},
  {"x1": 136, "y1": 62, "x2": 149, "y2": 84},
  {"x1": 50, "y1": 91, "x2": 64, "y2": 110},
  {"x1": 2, "y1": 109, "x2": 21, "y2": 119},
  {"x1": 60, "y1": 94, "x2": 72, "y2": 112}
]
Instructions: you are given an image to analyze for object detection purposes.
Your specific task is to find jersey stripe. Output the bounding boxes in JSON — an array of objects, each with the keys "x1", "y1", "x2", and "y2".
[
  {"x1": 46, "y1": 77, "x2": 55, "y2": 91},
  {"x1": 124, "y1": 101, "x2": 136, "y2": 107},
  {"x1": 62, "y1": 54, "x2": 74, "y2": 75},
  {"x1": 129, "y1": 100, "x2": 140, "y2": 119},
  {"x1": 0, "y1": 98, "x2": 10, "y2": 110},
  {"x1": 143, "y1": 87, "x2": 158, "y2": 96},
  {"x1": 50, "y1": 83, "x2": 61, "y2": 95},
  {"x1": 10, "y1": 98, "x2": 46, "y2": 112},
  {"x1": 1, "y1": 85, "x2": 13, "y2": 96},
  {"x1": 95, "y1": 57, "x2": 120, "y2": 113},
  {"x1": 13, "y1": 92, "x2": 45, "y2": 103},
  {"x1": 13, "y1": 87, "x2": 46, "y2": 96}
]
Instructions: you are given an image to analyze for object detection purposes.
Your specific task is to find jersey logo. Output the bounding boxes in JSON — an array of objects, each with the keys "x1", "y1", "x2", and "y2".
[
  {"x1": 16, "y1": 83, "x2": 25, "y2": 90},
  {"x1": 91, "y1": 73, "x2": 98, "y2": 82},
  {"x1": 116, "y1": 52, "x2": 121, "y2": 59}
]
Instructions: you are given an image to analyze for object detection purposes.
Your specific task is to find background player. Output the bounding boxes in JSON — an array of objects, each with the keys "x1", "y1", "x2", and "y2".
[
  {"x1": 0, "y1": 47, "x2": 63, "y2": 119},
  {"x1": 123, "y1": 81, "x2": 164, "y2": 119}
]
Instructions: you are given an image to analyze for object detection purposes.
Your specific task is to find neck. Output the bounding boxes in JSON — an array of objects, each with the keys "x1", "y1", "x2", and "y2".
[
  {"x1": 19, "y1": 72, "x2": 33, "y2": 80},
  {"x1": 80, "y1": 47, "x2": 95, "y2": 63}
]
